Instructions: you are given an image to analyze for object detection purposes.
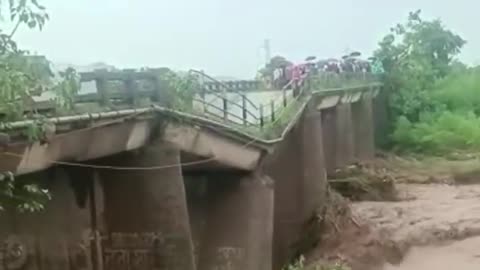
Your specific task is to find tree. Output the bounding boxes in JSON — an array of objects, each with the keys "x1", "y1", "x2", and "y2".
[
  {"x1": 374, "y1": 10, "x2": 466, "y2": 123},
  {"x1": 258, "y1": 55, "x2": 292, "y2": 80},
  {"x1": 0, "y1": 0, "x2": 79, "y2": 212}
]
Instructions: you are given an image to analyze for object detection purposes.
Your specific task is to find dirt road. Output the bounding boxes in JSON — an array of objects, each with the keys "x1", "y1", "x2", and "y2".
[{"x1": 352, "y1": 183, "x2": 480, "y2": 269}]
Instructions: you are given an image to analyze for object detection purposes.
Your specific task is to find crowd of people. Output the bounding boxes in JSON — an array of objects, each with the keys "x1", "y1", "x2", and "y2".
[{"x1": 268, "y1": 52, "x2": 384, "y2": 90}]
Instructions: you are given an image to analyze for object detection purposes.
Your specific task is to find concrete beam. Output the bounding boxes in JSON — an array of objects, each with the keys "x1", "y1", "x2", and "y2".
[
  {"x1": 98, "y1": 141, "x2": 196, "y2": 270},
  {"x1": 163, "y1": 123, "x2": 262, "y2": 171},
  {"x1": 197, "y1": 173, "x2": 274, "y2": 270},
  {"x1": 0, "y1": 120, "x2": 153, "y2": 176},
  {"x1": 352, "y1": 97, "x2": 375, "y2": 160},
  {"x1": 0, "y1": 118, "x2": 264, "y2": 176},
  {"x1": 314, "y1": 85, "x2": 382, "y2": 110}
]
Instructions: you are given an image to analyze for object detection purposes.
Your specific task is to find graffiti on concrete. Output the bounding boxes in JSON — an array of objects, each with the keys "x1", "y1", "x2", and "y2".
[
  {"x1": 108, "y1": 232, "x2": 162, "y2": 249},
  {"x1": 212, "y1": 246, "x2": 245, "y2": 270},
  {"x1": 102, "y1": 232, "x2": 164, "y2": 270},
  {"x1": 69, "y1": 240, "x2": 91, "y2": 270},
  {"x1": 0, "y1": 236, "x2": 27, "y2": 270}
]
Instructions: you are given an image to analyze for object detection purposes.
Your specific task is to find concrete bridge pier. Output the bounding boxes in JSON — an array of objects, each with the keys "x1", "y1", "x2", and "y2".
[
  {"x1": 321, "y1": 103, "x2": 355, "y2": 174},
  {"x1": 321, "y1": 107, "x2": 338, "y2": 175},
  {"x1": 0, "y1": 168, "x2": 95, "y2": 270},
  {"x1": 334, "y1": 103, "x2": 355, "y2": 168},
  {"x1": 198, "y1": 172, "x2": 274, "y2": 270},
  {"x1": 266, "y1": 102, "x2": 328, "y2": 269},
  {"x1": 98, "y1": 141, "x2": 196, "y2": 270},
  {"x1": 352, "y1": 97, "x2": 375, "y2": 160}
]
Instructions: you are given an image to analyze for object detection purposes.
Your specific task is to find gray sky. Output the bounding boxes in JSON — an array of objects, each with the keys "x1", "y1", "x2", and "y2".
[{"x1": 13, "y1": 0, "x2": 480, "y2": 78}]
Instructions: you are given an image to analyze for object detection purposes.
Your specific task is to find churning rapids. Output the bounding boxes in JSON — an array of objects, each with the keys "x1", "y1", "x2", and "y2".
[{"x1": 352, "y1": 183, "x2": 480, "y2": 269}]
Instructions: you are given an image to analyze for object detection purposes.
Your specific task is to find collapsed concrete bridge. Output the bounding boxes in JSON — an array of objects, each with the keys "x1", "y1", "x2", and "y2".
[{"x1": 0, "y1": 69, "x2": 383, "y2": 270}]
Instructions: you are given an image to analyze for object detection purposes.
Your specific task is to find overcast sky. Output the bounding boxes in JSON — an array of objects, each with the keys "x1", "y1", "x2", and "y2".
[{"x1": 12, "y1": 0, "x2": 480, "y2": 78}]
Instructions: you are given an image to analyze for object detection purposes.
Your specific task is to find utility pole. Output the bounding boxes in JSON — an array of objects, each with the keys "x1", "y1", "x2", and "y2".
[{"x1": 263, "y1": 39, "x2": 271, "y2": 65}]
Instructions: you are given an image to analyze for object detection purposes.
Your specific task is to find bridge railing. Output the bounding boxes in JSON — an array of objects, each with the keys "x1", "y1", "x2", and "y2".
[
  {"x1": 190, "y1": 70, "x2": 308, "y2": 131},
  {"x1": 0, "y1": 68, "x2": 381, "y2": 138},
  {"x1": 190, "y1": 71, "x2": 260, "y2": 126},
  {"x1": 310, "y1": 71, "x2": 381, "y2": 90}
]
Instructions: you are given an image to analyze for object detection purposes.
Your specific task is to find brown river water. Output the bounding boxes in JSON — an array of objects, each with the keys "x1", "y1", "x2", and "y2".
[
  {"x1": 352, "y1": 183, "x2": 480, "y2": 270},
  {"x1": 384, "y1": 236, "x2": 480, "y2": 269}
]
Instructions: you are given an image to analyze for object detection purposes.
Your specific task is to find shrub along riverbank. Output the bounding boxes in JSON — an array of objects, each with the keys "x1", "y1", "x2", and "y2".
[{"x1": 375, "y1": 10, "x2": 480, "y2": 154}]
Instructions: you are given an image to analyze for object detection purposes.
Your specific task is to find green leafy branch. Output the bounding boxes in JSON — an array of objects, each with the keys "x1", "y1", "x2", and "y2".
[
  {"x1": 0, "y1": 172, "x2": 51, "y2": 212},
  {"x1": 163, "y1": 70, "x2": 200, "y2": 111},
  {"x1": 0, "y1": 0, "x2": 81, "y2": 212}
]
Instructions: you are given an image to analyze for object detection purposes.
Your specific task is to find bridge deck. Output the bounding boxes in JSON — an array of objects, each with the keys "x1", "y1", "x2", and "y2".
[{"x1": 0, "y1": 69, "x2": 382, "y2": 174}]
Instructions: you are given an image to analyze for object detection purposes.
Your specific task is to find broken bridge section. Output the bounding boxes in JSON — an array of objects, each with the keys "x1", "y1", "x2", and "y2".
[{"x1": 0, "y1": 69, "x2": 383, "y2": 270}]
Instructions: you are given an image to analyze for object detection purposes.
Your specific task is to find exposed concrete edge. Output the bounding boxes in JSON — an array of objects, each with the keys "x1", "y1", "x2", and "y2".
[
  {"x1": 162, "y1": 123, "x2": 262, "y2": 171},
  {"x1": 312, "y1": 83, "x2": 383, "y2": 96},
  {"x1": 0, "y1": 112, "x2": 267, "y2": 175},
  {"x1": 152, "y1": 106, "x2": 276, "y2": 151},
  {"x1": 152, "y1": 98, "x2": 309, "y2": 149},
  {"x1": 313, "y1": 84, "x2": 381, "y2": 110},
  {"x1": 0, "y1": 119, "x2": 153, "y2": 175}
]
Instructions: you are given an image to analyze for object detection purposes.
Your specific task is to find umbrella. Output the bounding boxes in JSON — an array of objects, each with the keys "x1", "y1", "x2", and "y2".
[{"x1": 349, "y1": 51, "x2": 362, "y2": 57}]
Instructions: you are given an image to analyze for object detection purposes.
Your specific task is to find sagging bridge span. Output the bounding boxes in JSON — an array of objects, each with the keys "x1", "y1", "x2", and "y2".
[{"x1": 0, "y1": 68, "x2": 383, "y2": 270}]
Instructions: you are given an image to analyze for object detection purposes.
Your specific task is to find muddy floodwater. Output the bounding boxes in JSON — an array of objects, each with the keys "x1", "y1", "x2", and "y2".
[
  {"x1": 352, "y1": 183, "x2": 480, "y2": 270},
  {"x1": 384, "y1": 236, "x2": 480, "y2": 269}
]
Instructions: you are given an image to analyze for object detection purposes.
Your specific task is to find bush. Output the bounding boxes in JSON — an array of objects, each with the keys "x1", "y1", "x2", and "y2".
[
  {"x1": 392, "y1": 110, "x2": 480, "y2": 154},
  {"x1": 375, "y1": 10, "x2": 480, "y2": 154}
]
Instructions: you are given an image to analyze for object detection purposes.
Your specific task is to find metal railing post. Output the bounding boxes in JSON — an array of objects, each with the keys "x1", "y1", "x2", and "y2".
[
  {"x1": 270, "y1": 100, "x2": 275, "y2": 122},
  {"x1": 222, "y1": 91, "x2": 228, "y2": 122},
  {"x1": 259, "y1": 104, "x2": 264, "y2": 128},
  {"x1": 242, "y1": 95, "x2": 247, "y2": 125}
]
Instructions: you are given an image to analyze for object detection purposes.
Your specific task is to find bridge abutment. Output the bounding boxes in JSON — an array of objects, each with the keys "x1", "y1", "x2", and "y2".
[
  {"x1": 98, "y1": 142, "x2": 196, "y2": 270},
  {"x1": 198, "y1": 172, "x2": 274, "y2": 270}
]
